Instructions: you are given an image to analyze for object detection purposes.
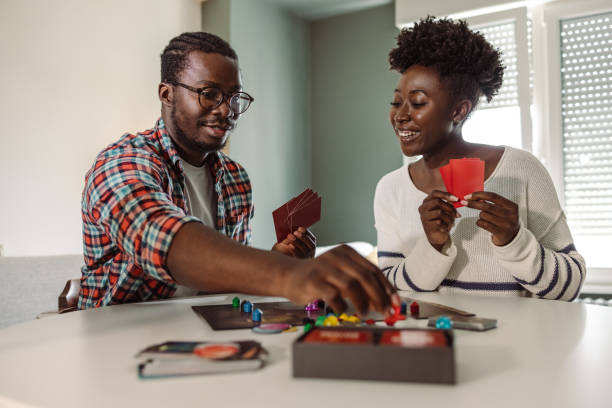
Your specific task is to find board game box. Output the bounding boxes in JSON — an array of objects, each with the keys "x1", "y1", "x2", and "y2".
[{"x1": 292, "y1": 326, "x2": 455, "y2": 384}]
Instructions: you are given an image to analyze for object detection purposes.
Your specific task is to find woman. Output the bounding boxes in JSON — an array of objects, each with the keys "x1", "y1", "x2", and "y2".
[{"x1": 374, "y1": 17, "x2": 585, "y2": 300}]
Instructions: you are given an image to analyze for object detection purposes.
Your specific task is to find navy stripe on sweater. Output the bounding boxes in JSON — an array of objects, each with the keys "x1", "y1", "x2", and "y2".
[{"x1": 441, "y1": 279, "x2": 523, "y2": 291}]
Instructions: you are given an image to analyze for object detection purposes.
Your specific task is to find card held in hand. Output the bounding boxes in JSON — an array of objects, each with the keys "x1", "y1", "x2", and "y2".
[
  {"x1": 272, "y1": 188, "x2": 321, "y2": 242},
  {"x1": 438, "y1": 158, "x2": 484, "y2": 208}
]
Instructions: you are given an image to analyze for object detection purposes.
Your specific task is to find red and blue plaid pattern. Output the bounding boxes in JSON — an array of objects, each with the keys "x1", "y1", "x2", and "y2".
[{"x1": 79, "y1": 118, "x2": 253, "y2": 309}]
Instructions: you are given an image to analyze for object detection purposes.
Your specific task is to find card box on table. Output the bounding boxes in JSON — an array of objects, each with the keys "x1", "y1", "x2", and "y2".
[{"x1": 292, "y1": 326, "x2": 455, "y2": 384}]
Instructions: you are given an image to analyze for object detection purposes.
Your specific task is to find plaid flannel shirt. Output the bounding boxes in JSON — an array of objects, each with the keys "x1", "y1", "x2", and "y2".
[{"x1": 79, "y1": 118, "x2": 253, "y2": 309}]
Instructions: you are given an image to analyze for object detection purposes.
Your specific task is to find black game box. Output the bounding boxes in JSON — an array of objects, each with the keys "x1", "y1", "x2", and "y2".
[{"x1": 292, "y1": 326, "x2": 455, "y2": 384}]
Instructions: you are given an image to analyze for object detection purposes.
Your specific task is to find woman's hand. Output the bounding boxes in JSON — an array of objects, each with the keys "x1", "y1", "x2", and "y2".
[
  {"x1": 419, "y1": 190, "x2": 460, "y2": 252},
  {"x1": 464, "y1": 192, "x2": 520, "y2": 246}
]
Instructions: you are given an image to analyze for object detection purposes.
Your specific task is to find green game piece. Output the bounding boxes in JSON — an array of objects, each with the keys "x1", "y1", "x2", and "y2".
[
  {"x1": 315, "y1": 316, "x2": 325, "y2": 326},
  {"x1": 304, "y1": 323, "x2": 313, "y2": 332},
  {"x1": 232, "y1": 297, "x2": 240, "y2": 308}
]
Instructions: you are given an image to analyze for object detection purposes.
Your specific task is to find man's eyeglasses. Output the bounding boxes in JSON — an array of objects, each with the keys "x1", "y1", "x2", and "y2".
[{"x1": 171, "y1": 82, "x2": 254, "y2": 114}]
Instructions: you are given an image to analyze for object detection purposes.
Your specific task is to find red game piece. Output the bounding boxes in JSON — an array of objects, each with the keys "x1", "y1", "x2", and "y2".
[
  {"x1": 410, "y1": 301, "x2": 419, "y2": 315},
  {"x1": 365, "y1": 319, "x2": 375, "y2": 325}
]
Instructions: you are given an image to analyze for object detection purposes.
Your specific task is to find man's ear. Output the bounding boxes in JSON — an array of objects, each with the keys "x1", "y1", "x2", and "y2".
[
  {"x1": 159, "y1": 83, "x2": 173, "y2": 107},
  {"x1": 452, "y1": 99, "x2": 473, "y2": 124}
]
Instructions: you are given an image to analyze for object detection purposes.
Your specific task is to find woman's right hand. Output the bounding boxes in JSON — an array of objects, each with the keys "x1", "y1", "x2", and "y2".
[{"x1": 418, "y1": 190, "x2": 460, "y2": 252}]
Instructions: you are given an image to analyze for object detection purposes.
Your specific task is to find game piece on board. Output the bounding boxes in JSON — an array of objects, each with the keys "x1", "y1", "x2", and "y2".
[
  {"x1": 400, "y1": 300, "x2": 407, "y2": 315},
  {"x1": 435, "y1": 316, "x2": 453, "y2": 329},
  {"x1": 346, "y1": 316, "x2": 360, "y2": 323},
  {"x1": 283, "y1": 326, "x2": 298, "y2": 333},
  {"x1": 252, "y1": 308, "x2": 262, "y2": 322},
  {"x1": 232, "y1": 297, "x2": 240, "y2": 308},
  {"x1": 338, "y1": 313, "x2": 349, "y2": 321},
  {"x1": 252, "y1": 323, "x2": 290, "y2": 334},
  {"x1": 305, "y1": 301, "x2": 319, "y2": 311},
  {"x1": 304, "y1": 323, "x2": 313, "y2": 332},
  {"x1": 315, "y1": 316, "x2": 326, "y2": 326},
  {"x1": 365, "y1": 319, "x2": 375, "y2": 325},
  {"x1": 243, "y1": 301, "x2": 253, "y2": 313},
  {"x1": 323, "y1": 316, "x2": 339, "y2": 326},
  {"x1": 410, "y1": 301, "x2": 419, "y2": 315}
]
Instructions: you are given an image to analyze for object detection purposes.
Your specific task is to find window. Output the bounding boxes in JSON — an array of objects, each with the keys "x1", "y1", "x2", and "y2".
[{"x1": 559, "y1": 11, "x2": 612, "y2": 270}]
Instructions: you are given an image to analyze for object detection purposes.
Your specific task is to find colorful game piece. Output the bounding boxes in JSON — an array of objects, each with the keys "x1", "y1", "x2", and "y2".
[
  {"x1": 365, "y1": 319, "x2": 375, "y2": 325},
  {"x1": 385, "y1": 305, "x2": 407, "y2": 326},
  {"x1": 346, "y1": 316, "x2": 361, "y2": 323},
  {"x1": 323, "y1": 316, "x2": 339, "y2": 326},
  {"x1": 283, "y1": 326, "x2": 298, "y2": 333},
  {"x1": 304, "y1": 323, "x2": 313, "y2": 332},
  {"x1": 232, "y1": 297, "x2": 240, "y2": 308},
  {"x1": 435, "y1": 316, "x2": 453, "y2": 329},
  {"x1": 400, "y1": 300, "x2": 407, "y2": 315},
  {"x1": 252, "y1": 323, "x2": 289, "y2": 334},
  {"x1": 242, "y1": 301, "x2": 253, "y2": 313},
  {"x1": 315, "y1": 316, "x2": 326, "y2": 326},
  {"x1": 410, "y1": 301, "x2": 419, "y2": 316},
  {"x1": 338, "y1": 313, "x2": 349, "y2": 321},
  {"x1": 305, "y1": 301, "x2": 319, "y2": 311},
  {"x1": 252, "y1": 308, "x2": 262, "y2": 322}
]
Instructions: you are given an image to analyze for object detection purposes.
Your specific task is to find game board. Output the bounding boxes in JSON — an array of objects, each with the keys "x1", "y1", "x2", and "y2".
[
  {"x1": 192, "y1": 298, "x2": 475, "y2": 330},
  {"x1": 192, "y1": 302, "x2": 327, "y2": 330}
]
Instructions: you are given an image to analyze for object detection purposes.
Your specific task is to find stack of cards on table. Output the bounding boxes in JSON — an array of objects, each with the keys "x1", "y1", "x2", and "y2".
[
  {"x1": 438, "y1": 158, "x2": 485, "y2": 208},
  {"x1": 136, "y1": 340, "x2": 267, "y2": 379},
  {"x1": 272, "y1": 188, "x2": 321, "y2": 242}
]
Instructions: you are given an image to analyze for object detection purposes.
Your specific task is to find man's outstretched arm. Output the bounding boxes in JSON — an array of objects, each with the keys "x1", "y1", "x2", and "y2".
[{"x1": 168, "y1": 222, "x2": 398, "y2": 316}]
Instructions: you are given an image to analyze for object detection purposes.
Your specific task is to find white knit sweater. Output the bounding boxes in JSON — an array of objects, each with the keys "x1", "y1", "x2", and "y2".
[{"x1": 374, "y1": 147, "x2": 585, "y2": 301}]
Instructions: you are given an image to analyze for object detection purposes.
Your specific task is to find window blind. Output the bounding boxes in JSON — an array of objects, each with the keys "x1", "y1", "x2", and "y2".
[
  {"x1": 475, "y1": 21, "x2": 518, "y2": 109},
  {"x1": 561, "y1": 12, "x2": 612, "y2": 234}
]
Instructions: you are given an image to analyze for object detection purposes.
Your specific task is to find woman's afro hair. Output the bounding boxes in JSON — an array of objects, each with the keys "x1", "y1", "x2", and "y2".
[{"x1": 389, "y1": 16, "x2": 504, "y2": 106}]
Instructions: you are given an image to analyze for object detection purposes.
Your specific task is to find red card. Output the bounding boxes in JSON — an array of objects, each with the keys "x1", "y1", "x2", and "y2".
[
  {"x1": 272, "y1": 189, "x2": 322, "y2": 242},
  {"x1": 438, "y1": 158, "x2": 484, "y2": 208}
]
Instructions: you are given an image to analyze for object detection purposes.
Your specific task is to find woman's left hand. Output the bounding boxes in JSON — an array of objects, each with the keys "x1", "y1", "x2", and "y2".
[{"x1": 463, "y1": 191, "x2": 520, "y2": 246}]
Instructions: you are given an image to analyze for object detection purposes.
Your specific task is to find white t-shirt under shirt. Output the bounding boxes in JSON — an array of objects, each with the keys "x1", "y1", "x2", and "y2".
[
  {"x1": 173, "y1": 157, "x2": 218, "y2": 297},
  {"x1": 373, "y1": 146, "x2": 585, "y2": 301}
]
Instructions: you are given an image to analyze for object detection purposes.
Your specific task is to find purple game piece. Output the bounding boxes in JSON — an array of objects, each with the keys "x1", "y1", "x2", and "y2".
[{"x1": 305, "y1": 301, "x2": 319, "y2": 311}]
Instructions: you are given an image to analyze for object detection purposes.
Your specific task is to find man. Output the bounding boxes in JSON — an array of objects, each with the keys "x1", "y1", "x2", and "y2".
[{"x1": 79, "y1": 32, "x2": 398, "y2": 315}]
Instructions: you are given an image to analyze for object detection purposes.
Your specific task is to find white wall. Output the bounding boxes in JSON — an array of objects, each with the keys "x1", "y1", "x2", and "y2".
[{"x1": 0, "y1": 0, "x2": 201, "y2": 256}]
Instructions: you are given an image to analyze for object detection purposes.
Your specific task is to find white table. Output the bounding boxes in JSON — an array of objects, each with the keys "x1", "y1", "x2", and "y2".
[{"x1": 1, "y1": 292, "x2": 611, "y2": 408}]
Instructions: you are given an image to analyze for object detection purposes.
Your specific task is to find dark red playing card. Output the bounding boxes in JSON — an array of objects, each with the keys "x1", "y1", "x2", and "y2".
[
  {"x1": 438, "y1": 158, "x2": 484, "y2": 208},
  {"x1": 272, "y1": 189, "x2": 322, "y2": 242}
]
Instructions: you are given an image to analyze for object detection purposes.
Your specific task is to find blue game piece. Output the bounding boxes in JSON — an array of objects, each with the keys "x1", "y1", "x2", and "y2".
[
  {"x1": 242, "y1": 301, "x2": 252, "y2": 313},
  {"x1": 252, "y1": 308, "x2": 263, "y2": 322},
  {"x1": 400, "y1": 300, "x2": 407, "y2": 315},
  {"x1": 435, "y1": 316, "x2": 453, "y2": 329}
]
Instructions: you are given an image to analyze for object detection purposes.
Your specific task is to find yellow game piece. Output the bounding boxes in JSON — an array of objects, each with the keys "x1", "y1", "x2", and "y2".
[
  {"x1": 283, "y1": 326, "x2": 298, "y2": 333},
  {"x1": 323, "y1": 316, "x2": 339, "y2": 326},
  {"x1": 338, "y1": 313, "x2": 349, "y2": 321},
  {"x1": 346, "y1": 316, "x2": 361, "y2": 323}
]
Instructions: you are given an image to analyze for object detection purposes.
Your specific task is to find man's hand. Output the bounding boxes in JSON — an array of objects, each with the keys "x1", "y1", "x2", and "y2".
[
  {"x1": 271, "y1": 227, "x2": 316, "y2": 258},
  {"x1": 419, "y1": 190, "x2": 460, "y2": 251},
  {"x1": 464, "y1": 192, "x2": 520, "y2": 246},
  {"x1": 279, "y1": 244, "x2": 400, "y2": 316}
]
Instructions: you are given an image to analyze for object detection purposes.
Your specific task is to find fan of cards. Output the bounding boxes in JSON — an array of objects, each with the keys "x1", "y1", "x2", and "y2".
[
  {"x1": 438, "y1": 158, "x2": 485, "y2": 208},
  {"x1": 272, "y1": 189, "x2": 321, "y2": 242}
]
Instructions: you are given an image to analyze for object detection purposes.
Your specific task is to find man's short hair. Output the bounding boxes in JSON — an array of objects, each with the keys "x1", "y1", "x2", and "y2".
[{"x1": 161, "y1": 32, "x2": 238, "y2": 84}]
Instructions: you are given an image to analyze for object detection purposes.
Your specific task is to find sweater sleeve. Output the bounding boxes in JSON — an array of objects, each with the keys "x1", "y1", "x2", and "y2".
[
  {"x1": 374, "y1": 173, "x2": 456, "y2": 291},
  {"x1": 492, "y1": 153, "x2": 585, "y2": 301}
]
